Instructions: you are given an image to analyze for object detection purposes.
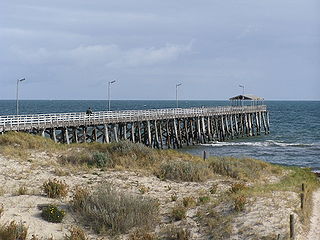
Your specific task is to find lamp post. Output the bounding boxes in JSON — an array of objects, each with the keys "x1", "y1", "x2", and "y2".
[
  {"x1": 16, "y1": 78, "x2": 26, "y2": 115},
  {"x1": 239, "y1": 84, "x2": 245, "y2": 95},
  {"x1": 108, "y1": 80, "x2": 116, "y2": 111},
  {"x1": 176, "y1": 83, "x2": 182, "y2": 108}
]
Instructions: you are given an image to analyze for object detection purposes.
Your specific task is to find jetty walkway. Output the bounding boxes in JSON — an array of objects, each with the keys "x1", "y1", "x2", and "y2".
[{"x1": 0, "y1": 105, "x2": 269, "y2": 148}]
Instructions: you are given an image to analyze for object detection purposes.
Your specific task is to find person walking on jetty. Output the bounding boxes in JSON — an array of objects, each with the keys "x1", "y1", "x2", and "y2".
[{"x1": 86, "y1": 107, "x2": 93, "y2": 115}]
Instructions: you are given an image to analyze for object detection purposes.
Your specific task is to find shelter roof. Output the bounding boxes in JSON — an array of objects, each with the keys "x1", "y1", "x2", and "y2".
[{"x1": 229, "y1": 94, "x2": 264, "y2": 101}]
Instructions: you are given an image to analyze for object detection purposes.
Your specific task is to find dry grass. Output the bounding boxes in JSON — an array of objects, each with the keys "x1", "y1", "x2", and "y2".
[
  {"x1": 71, "y1": 183, "x2": 159, "y2": 235},
  {"x1": 159, "y1": 225, "x2": 191, "y2": 240},
  {"x1": 0, "y1": 221, "x2": 28, "y2": 240},
  {"x1": 207, "y1": 156, "x2": 282, "y2": 181},
  {"x1": 64, "y1": 226, "x2": 88, "y2": 240},
  {"x1": 155, "y1": 160, "x2": 211, "y2": 182},
  {"x1": 170, "y1": 204, "x2": 187, "y2": 221},
  {"x1": 128, "y1": 229, "x2": 157, "y2": 240}
]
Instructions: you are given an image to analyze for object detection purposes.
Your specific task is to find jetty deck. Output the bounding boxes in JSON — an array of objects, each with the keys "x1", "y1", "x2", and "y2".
[{"x1": 0, "y1": 105, "x2": 269, "y2": 148}]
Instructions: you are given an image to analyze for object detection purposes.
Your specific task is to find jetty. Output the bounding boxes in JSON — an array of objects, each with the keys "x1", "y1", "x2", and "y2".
[{"x1": 0, "y1": 99, "x2": 269, "y2": 148}]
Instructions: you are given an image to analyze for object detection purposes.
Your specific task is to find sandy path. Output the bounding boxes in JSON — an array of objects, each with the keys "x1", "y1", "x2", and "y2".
[{"x1": 307, "y1": 188, "x2": 320, "y2": 240}]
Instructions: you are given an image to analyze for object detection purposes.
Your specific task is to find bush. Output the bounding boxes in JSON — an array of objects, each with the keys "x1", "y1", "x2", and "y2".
[
  {"x1": 64, "y1": 226, "x2": 88, "y2": 240},
  {"x1": 128, "y1": 229, "x2": 157, "y2": 240},
  {"x1": 0, "y1": 221, "x2": 28, "y2": 240},
  {"x1": 159, "y1": 225, "x2": 190, "y2": 240},
  {"x1": 198, "y1": 195, "x2": 210, "y2": 205},
  {"x1": 156, "y1": 160, "x2": 210, "y2": 182},
  {"x1": 182, "y1": 197, "x2": 196, "y2": 208},
  {"x1": 88, "y1": 152, "x2": 113, "y2": 168},
  {"x1": 0, "y1": 204, "x2": 3, "y2": 218},
  {"x1": 71, "y1": 183, "x2": 159, "y2": 235},
  {"x1": 41, "y1": 204, "x2": 65, "y2": 223},
  {"x1": 229, "y1": 183, "x2": 247, "y2": 194},
  {"x1": 16, "y1": 186, "x2": 28, "y2": 195},
  {"x1": 234, "y1": 195, "x2": 246, "y2": 212},
  {"x1": 171, "y1": 204, "x2": 186, "y2": 221},
  {"x1": 42, "y1": 179, "x2": 68, "y2": 198}
]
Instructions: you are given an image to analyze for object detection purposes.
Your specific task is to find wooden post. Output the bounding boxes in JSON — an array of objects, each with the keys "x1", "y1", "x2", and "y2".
[
  {"x1": 74, "y1": 128, "x2": 79, "y2": 143},
  {"x1": 52, "y1": 128, "x2": 57, "y2": 143},
  {"x1": 65, "y1": 128, "x2": 70, "y2": 144},
  {"x1": 123, "y1": 124, "x2": 127, "y2": 140},
  {"x1": 300, "y1": 193, "x2": 304, "y2": 209},
  {"x1": 203, "y1": 150, "x2": 207, "y2": 160},
  {"x1": 197, "y1": 117, "x2": 202, "y2": 143},
  {"x1": 147, "y1": 120, "x2": 152, "y2": 147},
  {"x1": 159, "y1": 120, "x2": 164, "y2": 149},
  {"x1": 138, "y1": 122, "x2": 142, "y2": 143},
  {"x1": 290, "y1": 214, "x2": 294, "y2": 240},
  {"x1": 154, "y1": 120, "x2": 159, "y2": 148},
  {"x1": 230, "y1": 114, "x2": 234, "y2": 139},
  {"x1": 104, "y1": 124, "x2": 110, "y2": 143},
  {"x1": 114, "y1": 125, "x2": 118, "y2": 142},
  {"x1": 173, "y1": 119, "x2": 180, "y2": 148},
  {"x1": 131, "y1": 123, "x2": 135, "y2": 143},
  {"x1": 184, "y1": 119, "x2": 189, "y2": 146}
]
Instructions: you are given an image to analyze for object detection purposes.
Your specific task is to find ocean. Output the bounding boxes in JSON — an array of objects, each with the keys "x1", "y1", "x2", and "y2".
[{"x1": 0, "y1": 100, "x2": 319, "y2": 170}]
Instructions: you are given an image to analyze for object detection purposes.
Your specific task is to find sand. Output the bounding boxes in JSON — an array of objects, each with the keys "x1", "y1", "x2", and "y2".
[
  {"x1": 0, "y1": 152, "x2": 318, "y2": 240},
  {"x1": 307, "y1": 188, "x2": 320, "y2": 240}
]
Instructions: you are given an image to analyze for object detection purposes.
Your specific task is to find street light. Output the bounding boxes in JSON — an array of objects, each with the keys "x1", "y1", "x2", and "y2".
[
  {"x1": 16, "y1": 78, "x2": 26, "y2": 115},
  {"x1": 239, "y1": 84, "x2": 245, "y2": 95},
  {"x1": 108, "y1": 80, "x2": 116, "y2": 111},
  {"x1": 176, "y1": 83, "x2": 182, "y2": 108}
]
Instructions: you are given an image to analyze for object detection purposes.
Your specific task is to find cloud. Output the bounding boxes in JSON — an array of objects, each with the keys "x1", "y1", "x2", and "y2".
[{"x1": 8, "y1": 43, "x2": 192, "y2": 68}]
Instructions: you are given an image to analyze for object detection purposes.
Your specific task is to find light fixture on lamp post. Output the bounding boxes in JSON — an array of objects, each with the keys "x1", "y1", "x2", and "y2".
[
  {"x1": 176, "y1": 83, "x2": 182, "y2": 108},
  {"x1": 16, "y1": 78, "x2": 26, "y2": 115},
  {"x1": 108, "y1": 80, "x2": 116, "y2": 111},
  {"x1": 239, "y1": 84, "x2": 245, "y2": 95}
]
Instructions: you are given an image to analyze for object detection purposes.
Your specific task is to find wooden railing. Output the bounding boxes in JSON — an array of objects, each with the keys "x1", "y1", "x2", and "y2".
[{"x1": 0, "y1": 105, "x2": 267, "y2": 132}]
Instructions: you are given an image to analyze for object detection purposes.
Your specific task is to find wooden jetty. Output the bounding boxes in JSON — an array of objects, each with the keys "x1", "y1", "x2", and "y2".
[{"x1": 0, "y1": 105, "x2": 270, "y2": 148}]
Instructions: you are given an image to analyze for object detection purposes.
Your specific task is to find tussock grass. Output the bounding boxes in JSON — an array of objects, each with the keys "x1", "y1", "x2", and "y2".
[
  {"x1": 155, "y1": 160, "x2": 211, "y2": 182},
  {"x1": 64, "y1": 226, "x2": 88, "y2": 240},
  {"x1": 159, "y1": 225, "x2": 191, "y2": 240},
  {"x1": 71, "y1": 183, "x2": 159, "y2": 235},
  {"x1": 207, "y1": 156, "x2": 282, "y2": 180},
  {"x1": 0, "y1": 221, "x2": 28, "y2": 240}
]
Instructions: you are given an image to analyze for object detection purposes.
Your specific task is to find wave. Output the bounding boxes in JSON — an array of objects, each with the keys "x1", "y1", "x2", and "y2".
[{"x1": 201, "y1": 140, "x2": 320, "y2": 148}]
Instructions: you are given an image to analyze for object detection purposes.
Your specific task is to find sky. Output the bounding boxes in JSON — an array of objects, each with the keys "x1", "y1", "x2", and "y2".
[{"x1": 0, "y1": 0, "x2": 319, "y2": 100}]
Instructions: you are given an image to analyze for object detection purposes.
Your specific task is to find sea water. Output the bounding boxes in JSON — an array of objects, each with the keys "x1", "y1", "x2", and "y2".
[{"x1": 0, "y1": 100, "x2": 319, "y2": 170}]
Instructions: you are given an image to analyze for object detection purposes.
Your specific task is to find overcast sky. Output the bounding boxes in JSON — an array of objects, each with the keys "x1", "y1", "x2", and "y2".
[{"x1": 0, "y1": 0, "x2": 319, "y2": 100}]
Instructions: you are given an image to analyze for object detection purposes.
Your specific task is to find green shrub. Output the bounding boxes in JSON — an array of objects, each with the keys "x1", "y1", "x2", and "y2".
[
  {"x1": 42, "y1": 178, "x2": 69, "y2": 198},
  {"x1": 171, "y1": 204, "x2": 186, "y2": 221},
  {"x1": 64, "y1": 226, "x2": 88, "y2": 240},
  {"x1": 71, "y1": 183, "x2": 159, "y2": 235},
  {"x1": 41, "y1": 204, "x2": 65, "y2": 223},
  {"x1": 198, "y1": 195, "x2": 210, "y2": 205},
  {"x1": 156, "y1": 160, "x2": 210, "y2": 182},
  {"x1": 0, "y1": 221, "x2": 28, "y2": 240},
  {"x1": 88, "y1": 152, "x2": 113, "y2": 168}
]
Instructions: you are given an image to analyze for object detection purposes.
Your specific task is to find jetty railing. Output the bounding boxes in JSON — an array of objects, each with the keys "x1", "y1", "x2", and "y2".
[{"x1": 0, "y1": 105, "x2": 269, "y2": 148}]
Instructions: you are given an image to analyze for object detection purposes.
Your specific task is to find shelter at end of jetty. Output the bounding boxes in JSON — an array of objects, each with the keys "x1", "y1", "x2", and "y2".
[
  {"x1": 229, "y1": 94, "x2": 264, "y2": 106},
  {"x1": 0, "y1": 96, "x2": 270, "y2": 148}
]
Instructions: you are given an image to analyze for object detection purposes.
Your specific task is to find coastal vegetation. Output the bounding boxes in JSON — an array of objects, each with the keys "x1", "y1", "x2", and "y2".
[{"x1": 0, "y1": 131, "x2": 318, "y2": 239}]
